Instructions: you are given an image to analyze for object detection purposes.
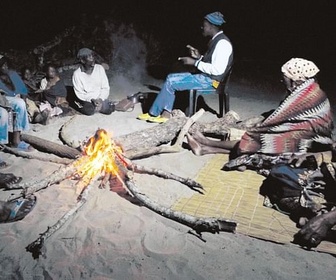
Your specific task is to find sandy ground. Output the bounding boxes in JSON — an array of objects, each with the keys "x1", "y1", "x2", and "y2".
[{"x1": 0, "y1": 73, "x2": 336, "y2": 280}]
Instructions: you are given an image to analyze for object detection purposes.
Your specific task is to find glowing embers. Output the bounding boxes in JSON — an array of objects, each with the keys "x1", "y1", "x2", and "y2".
[{"x1": 73, "y1": 129, "x2": 126, "y2": 195}]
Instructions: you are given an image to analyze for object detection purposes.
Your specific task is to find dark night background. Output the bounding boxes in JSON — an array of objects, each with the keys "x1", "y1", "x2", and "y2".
[{"x1": 0, "y1": 0, "x2": 335, "y2": 89}]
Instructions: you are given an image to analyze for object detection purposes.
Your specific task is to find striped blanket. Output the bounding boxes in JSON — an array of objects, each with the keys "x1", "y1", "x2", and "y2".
[{"x1": 239, "y1": 79, "x2": 333, "y2": 154}]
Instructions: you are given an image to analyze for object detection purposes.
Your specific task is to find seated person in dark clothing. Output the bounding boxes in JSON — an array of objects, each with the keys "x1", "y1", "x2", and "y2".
[
  {"x1": 21, "y1": 67, "x2": 40, "y2": 96},
  {"x1": 25, "y1": 65, "x2": 68, "y2": 123},
  {"x1": 72, "y1": 48, "x2": 114, "y2": 116},
  {"x1": 38, "y1": 64, "x2": 68, "y2": 109},
  {"x1": 261, "y1": 151, "x2": 336, "y2": 248}
]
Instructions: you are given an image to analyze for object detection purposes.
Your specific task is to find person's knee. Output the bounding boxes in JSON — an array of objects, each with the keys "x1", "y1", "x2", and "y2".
[
  {"x1": 0, "y1": 109, "x2": 9, "y2": 126},
  {"x1": 11, "y1": 98, "x2": 26, "y2": 112},
  {"x1": 166, "y1": 73, "x2": 175, "y2": 80}
]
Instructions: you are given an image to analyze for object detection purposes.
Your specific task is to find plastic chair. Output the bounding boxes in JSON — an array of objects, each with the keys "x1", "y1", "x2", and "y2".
[{"x1": 188, "y1": 65, "x2": 233, "y2": 117}]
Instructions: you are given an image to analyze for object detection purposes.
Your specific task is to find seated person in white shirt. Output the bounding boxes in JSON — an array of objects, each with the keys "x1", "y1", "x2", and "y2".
[
  {"x1": 137, "y1": 11, "x2": 233, "y2": 123},
  {"x1": 72, "y1": 48, "x2": 114, "y2": 115}
]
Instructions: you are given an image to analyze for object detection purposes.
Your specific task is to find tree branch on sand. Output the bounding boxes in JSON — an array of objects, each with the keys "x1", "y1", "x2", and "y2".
[
  {"x1": 124, "y1": 177, "x2": 237, "y2": 234},
  {"x1": 26, "y1": 179, "x2": 95, "y2": 259},
  {"x1": 0, "y1": 144, "x2": 73, "y2": 165}
]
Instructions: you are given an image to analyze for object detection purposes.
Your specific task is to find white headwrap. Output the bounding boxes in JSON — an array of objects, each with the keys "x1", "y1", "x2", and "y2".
[{"x1": 281, "y1": 58, "x2": 319, "y2": 82}]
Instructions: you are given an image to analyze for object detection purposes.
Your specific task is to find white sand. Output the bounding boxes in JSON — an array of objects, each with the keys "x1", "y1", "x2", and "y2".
[{"x1": 1, "y1": 76, "x2": 335, "y2": 280}]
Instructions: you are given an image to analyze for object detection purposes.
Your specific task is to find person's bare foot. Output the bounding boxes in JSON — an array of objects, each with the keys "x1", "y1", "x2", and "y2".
[
  {"x1": 191, "y1": 130, "x2": 209, "y2": 145},
  {"x1": 186, "y1": 133, "x2": 204, "y2": 156}
]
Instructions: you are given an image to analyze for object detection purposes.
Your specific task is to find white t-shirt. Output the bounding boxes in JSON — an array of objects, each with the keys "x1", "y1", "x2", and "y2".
[{"x1": 72, "y1": 64, "x2": 110, "y2": 102}]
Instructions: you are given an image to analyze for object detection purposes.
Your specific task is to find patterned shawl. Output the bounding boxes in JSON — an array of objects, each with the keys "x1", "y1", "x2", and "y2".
[{"x1": 239, "y1": 79, "x2": 334, "y2": 154}]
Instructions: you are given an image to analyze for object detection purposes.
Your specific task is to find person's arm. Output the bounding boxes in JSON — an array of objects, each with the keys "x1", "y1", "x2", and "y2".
[
  {"x1": 0, "y1": 79, "x2": 15, "y2": 97},
  {"x1": 196, "y1": 39, "x2": 232, "y2": 76},
  {"x1": 10, "y1": 71, "x2": 28, "y2": 96},
  {"x1": 72, "y1": 70, "x2": 89, "y2": 101},
  {"x1": 293, "y1": 210, "x2": 336, "y2": 248},
  {"x1": 98, "y1": 65, "x2": 110, "y2": 100}
]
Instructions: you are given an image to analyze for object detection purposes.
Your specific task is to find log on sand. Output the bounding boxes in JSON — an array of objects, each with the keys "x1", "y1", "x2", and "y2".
[
  {"x1": 21, "y1": 133, "x2": 81, "y2": 159},
  {"x1": 0, "y1": 144, "x2": 73, "y2": 165},
  {"x1": 59, "y1": 110, "x2": 241, "y2": 156}
]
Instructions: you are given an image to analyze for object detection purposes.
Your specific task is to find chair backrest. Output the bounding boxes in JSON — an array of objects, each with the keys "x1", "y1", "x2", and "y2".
[{"x1": 217, "y1": 64, "x2": 233, "y2": 92}]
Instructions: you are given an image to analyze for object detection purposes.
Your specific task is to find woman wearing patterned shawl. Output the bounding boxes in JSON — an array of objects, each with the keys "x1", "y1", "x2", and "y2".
[{"x1": 187, "y1": 58, "x2": 334, "y2": 156}]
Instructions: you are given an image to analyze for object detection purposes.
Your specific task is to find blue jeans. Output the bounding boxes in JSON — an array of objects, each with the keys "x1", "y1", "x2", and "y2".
[
  {"x1": 0, "y1": 97, "x2": 29, "y2": 144},
  {"x1": 0, "y1": 107, "x2": 9, "y2": 144},
  {"x1": 149, "y1": 73, "x2": 213, "y2": 116}
]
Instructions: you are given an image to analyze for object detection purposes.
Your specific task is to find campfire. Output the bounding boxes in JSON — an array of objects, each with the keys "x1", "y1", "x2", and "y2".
[
  {"x1": 7, "y1": 124, "x2": 236, "y2": 259},
  {"x1": 73, "y1": 129, "x2": 127, "y2": 196}
]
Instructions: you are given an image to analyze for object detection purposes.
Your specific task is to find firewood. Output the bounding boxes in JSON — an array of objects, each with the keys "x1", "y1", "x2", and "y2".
[
  {"x1": 124, "y1": 109, "x2": 204, "y2": 159},
  {"x1": 126, "y1": 162, "x2": 204, "y2": 194},
  {"x1": 60, "y1": 110, "x2": 242, "y2": 158},
  {"x1": 21, "y1": 133, "x2": 81, "y2": 159},
  {"x1": 124, "y1": 177, "x2": 237, "y2": 234},
  {"x1": 0, "y1": 144, "x2": 72, "y2": 165},
  {"x1": 59, "y1": 116, "x2": 83, "y2": 149},
  {"x1": 26, "y1": 179, "x2": 94, "y2": 259},
  {"x1": 7, "y1": 162, "x2": 79, "y2": 199}
]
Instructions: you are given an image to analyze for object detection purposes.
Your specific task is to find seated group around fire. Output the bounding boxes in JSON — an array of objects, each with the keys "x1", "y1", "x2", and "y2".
[{"x1": 0, "y1": 10, "x2": 335, "y2": 249}]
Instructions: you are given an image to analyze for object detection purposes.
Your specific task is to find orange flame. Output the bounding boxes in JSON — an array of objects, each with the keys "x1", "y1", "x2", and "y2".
[{"x1": 74, "y1": 129, "x2": 125, "y2": 194}]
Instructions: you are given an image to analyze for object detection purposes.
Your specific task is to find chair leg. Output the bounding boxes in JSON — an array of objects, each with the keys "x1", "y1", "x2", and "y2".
[
  {"x1": 218, "y1": 93, "x2": 224, "y2": 118},
  {"x1": 224, "y1": 91, "x2": 229, "y2": 113},
  {"x1": 188, "y1": 89, "x2": 195, "y2": 117}
]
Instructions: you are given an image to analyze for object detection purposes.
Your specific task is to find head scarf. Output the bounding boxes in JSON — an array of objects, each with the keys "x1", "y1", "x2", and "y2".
[
  {"x1": 205, "y1": 12, "x2": 225, "y2": 26},
  {"x1": 281, "y1": 58, "x2": 319, "y2": 82},
  {"x1": 77, "y1": 48, "x2": 94, "y2": 60}
]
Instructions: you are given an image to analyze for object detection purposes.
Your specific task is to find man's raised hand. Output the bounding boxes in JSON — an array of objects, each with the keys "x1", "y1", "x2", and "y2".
[{"x1": 186, "y1": 45, "x2": 201, "y2": 59}]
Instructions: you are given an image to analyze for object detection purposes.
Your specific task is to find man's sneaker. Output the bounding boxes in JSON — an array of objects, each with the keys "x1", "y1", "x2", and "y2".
[
  {"x1": 137, "y1": 113, "x2": 152, "y2": 121},
  {"x1": 147, "y1": 115, "x2": 169, "y2": 123}
]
